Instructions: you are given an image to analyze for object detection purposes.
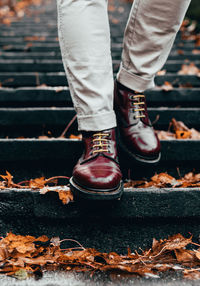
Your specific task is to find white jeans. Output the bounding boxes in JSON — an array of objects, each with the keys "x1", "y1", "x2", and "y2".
[{"x1": 57, "y1": 0, "x2": 191, "y2": 131}]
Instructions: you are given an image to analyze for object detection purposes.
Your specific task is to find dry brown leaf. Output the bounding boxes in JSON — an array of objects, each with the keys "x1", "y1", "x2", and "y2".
[
  {"x1": 58, "y1": 190, "x2": 74, "y2": 205},
  {"x1": 184, "y1": 269, "x2": 200, "y2": 280},
  {"x1": 175, "y1": 130, "x2": 191, "y2": 139},
  {"x1": 29, "y1": 177, "x2": 46, "y2": 189},
  {"x1": 0, "y1": 171, "x2": 14, "y2": 188},
  {"x1": 175, "y1": 249, "x2": 194, "y2": 263},
  {"x1": 36, "y1": 84, "x2": 47, "y2": 89},
  {"x1": 192, "y1": 49, "x2": 200, "y2": 55},
  {"x1": 0, "y1": 232, "x2": 200, "y2": 280},
  {"x1": 156, "y1": 130, "x2": 175, "y2": 140},
  {"x1": 157, "y1": 70, "x2": 166, "y2": 75},
  {"x1": 157, "y1": 118, "x2": 200, "y2": 141},
  {"x1": 160, "y1": 81, "x2": 173, "y2": 92},
  {"x1": 69, "y1": 134, "x2": 82, "y2": 140},
  {"x1": 195, "y1": 251, "x2": 200, "y2": 261},
  {"x1": 151, "y1": 173, "x2": 176, "y2": 187},
  {"x1": 24, "y1": 36, "x2": 45, "y2": 41},
  {"x1": 124, "y1": 170, "x2": 200, "y2": 189},
  {"x1": 39, "y1": 187, "x2": 73, "y2": 205},
  {"x1": 177, "y1": 50, "x2": 184, "y2": 55},
  {"x1": 38, "y1": 135, "x2": 50, "y2": 139},
  {"x1": 178, "y1": 63, "x2": 200, "y2": 75},
  {"x1": 171, "y1": 118, "x2": 189, "y2": 132},
  {"x1": 108, "y1": 4, "x2": 116, "y2": 12},
  {"x1": 179, "y1": 83, "x2": 193, "y2": 88},
  {"x1": 55, "y1": 86, "x2": 65, "y2": 93},
  {"x1": 190, "y1": 129, "x2": 200, "y2": 139}
]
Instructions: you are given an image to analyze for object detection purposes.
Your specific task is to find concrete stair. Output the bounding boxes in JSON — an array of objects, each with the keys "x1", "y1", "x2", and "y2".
[{"x1": 0, "y1": 0, "x2": 200, "y2": 252}]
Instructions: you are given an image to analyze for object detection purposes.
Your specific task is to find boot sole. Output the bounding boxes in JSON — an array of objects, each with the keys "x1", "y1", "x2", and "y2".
[
  {"x1": 69, "y1": 177, "x2": 124, "y2": 200},
  {"x1": 118, "y1": 137, "x2": 161, "y2": 164}
]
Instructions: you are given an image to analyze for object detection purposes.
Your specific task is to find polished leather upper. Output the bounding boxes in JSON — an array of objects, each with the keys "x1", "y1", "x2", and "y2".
[
  {"x1": 114, "y1": 81, "x2": 161, "y2": 159},
  {"x1": 73, "y1": 129, "x2": 122, "y2": 190}
]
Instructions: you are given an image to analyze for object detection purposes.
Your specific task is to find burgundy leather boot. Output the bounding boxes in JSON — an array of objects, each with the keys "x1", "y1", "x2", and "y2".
[
  {"x1": 114, "y1": 80, "x2": 161, "y2": 163},
  {"x1": 70, "y1": 128, "x2": 123, "y2": 200}
]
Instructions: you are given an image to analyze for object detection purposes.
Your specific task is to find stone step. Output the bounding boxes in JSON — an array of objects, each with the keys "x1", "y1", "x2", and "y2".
[
  {"x1": 1, "y1": 42, "x2": 200, "y2": 54},
  {"x1": 0, "y1": 138, "x2": 198, "y2": 181},
  {"x1": 0, "y1": 107, "x2": 199, "y2": 130},
  {"x1": 0, "y1": 59, "x2": 199, "y2": 73},
  {"x1": 0, "y1": 87, "x2": 200, "y2": 107},
  {"x1": 0, "y1": 51, "x2": 59, "y2": 59},
  {"x1": 0, "y1": 72, "x2": 200, "y2": 87},
  {"x1": 0, "y1": 0, "x2": 199, "y2": 256},
  {"x1": 1, "y1": 51, "x2": 200, "y2": 64},
  {"x1": 1, "y1": 186, "x2": 200, "y2": 252},
  {"x1": 0, "y1": 138, "x2": 197, "y2": 162}
]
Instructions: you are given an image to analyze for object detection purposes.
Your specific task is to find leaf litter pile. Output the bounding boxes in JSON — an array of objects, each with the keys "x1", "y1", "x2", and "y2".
[
  {"x1": 0, "y1": 0, "x2": 43, "y2": 25},
  {"x1": 0, "y1": 171, "x2": 74, "y2": 205},
  {"x1": 124, "y1": 171, "x2": 200, "y2": 189},
  {"x1": 2, "y1": 169, "x2": 200, "y2": 203},
  {"x1": 157, "y1": 118, "x2": 200, "y2": 140},
  {"x1": 1, "y1": 170, "x2": 200, "y2": 280},
  {"x1": 1, "y1": 232, "x2": 200, "y2": 280}
]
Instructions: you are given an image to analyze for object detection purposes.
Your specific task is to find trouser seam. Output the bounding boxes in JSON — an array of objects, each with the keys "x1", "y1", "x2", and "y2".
[
  {"x1": 124, "y1": 0, "x2": 141, "y2": 71},
  {"x1": 57, "y1": 1, "x2": 81, "y2": 114}
]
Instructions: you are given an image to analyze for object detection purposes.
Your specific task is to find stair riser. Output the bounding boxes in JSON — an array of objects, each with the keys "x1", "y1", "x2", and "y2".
[
  {"x1": 1, "y1": 88, "x2": 200, "y2": 107},
  {"x1": 0, "y1": 189, "x2": 199, "y2": 252},
  {"x1": 0, "y1": 140, "x2": 198, "y2": 181},
  {"x1": 0, "y1": 60, "x2": 199, "y2": 73},
  {"x1": 0, "y1": 108, "x2": 199, "y2": 131},
  {"x1": 0, "y1": 74, "x2": 200, "y2": 87}
]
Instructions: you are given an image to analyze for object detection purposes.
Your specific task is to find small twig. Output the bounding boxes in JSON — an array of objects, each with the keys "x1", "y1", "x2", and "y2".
[
  {"x1": 185, "y1": 268, "x2": 200, "y2": 273},
  {"x1": 168, "y1": 120, "x2": 173, "y2": 132},
  {"x1": 11, "y1": 183, "x2": 27, "y2": 189},
  {"x1": 45, "y1": 176, "x2": 70, "y2": 184},
  {"x1": 18, "y1": 176, "x2": 70, "y2": 187},
  {"x1": 59, "y1": 238, "x2": 86, "y2": 250},
  {"x1": 17, "y1": 180, "x2": 30, "y2": 186},
  {"x1": 60, "y1": 115, "x2": 77, "y2": 138},
  {"x1": 191, "y1": 242, "x2": 200, "y2": 248},
  {"x1": 152, "y1": 114, "x2": 160, "y2": 126},
  {"x1": 176, "y1": 167, "x2": 181, "y2": 179},
  {"x1": 149, "y1": 246, "x2": 168, "y2": 259},
  {"x1": 61, "y1": 247, "x2": 84, "y2": 251}
]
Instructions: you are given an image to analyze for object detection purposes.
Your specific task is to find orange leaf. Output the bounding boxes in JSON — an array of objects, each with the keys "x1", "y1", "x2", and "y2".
[
  {"x1": 175, "y1": 130, "x2": 191, "y2": 139},
  {"x1": 58, "y1": 190, "x2": 74, "y2": 205},
  {"x1": 160, "y1": 81, "x2": 173, "y2": 91}
]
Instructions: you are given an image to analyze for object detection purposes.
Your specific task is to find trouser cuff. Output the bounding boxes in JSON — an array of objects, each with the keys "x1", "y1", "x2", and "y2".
[
  {"x1": 77, "y1": 111, "x2": 117, "y2": 131},
  {"x1": 117, "y1": 65, "x2": 155, "y2": 92}
]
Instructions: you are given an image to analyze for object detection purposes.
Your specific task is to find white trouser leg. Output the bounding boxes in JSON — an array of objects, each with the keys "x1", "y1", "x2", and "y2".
[
  {"x1": 117, "y1": 0, "x2": 191, "y2": 92},
  {"x1": 57, "y1": 0, "x2": 116, "y2": 131}
]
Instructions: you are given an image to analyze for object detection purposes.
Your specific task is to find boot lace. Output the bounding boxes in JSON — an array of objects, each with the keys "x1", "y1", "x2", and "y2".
[
  {"x1": 130, "y1": 94, "x2": 146, "y2": 119},
  {"x1": 92, "y1": 132, "x2": 110, "y2": 154}
]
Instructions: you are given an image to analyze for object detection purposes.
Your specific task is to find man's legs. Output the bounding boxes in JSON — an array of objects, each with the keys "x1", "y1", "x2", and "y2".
[
  {"x1": 114, "y1": 0, "x2": 191, "y2": 164},
  {"x1": 57, "y1": 0, "x2": 192, "y2": 198},
  {"x1": 117, "y1": 0, "x2": 191, "y2": 92},
  {"x1": 57, "y1": 0, "x2": 116, "y2": 131}
]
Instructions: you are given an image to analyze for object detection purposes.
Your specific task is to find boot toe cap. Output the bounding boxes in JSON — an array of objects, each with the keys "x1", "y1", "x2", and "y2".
[
  {"x1": 73, "y1": 166, "x2": 121, "y2": 191},
  {"x1": 122, "y1": 126, "x2": 161, "y2": 159}
]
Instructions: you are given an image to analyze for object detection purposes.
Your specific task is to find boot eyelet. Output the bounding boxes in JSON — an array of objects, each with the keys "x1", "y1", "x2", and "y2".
[{"x1": 108, "y1": 146, "x2": 111, "y2": 153}]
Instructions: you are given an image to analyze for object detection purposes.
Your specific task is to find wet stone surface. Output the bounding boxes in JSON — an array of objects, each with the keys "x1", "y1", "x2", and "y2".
[
  {"x1": 0, "y1": 272, "x2": 199, "y2": 286},
  {"x1": 0, "y1": 271, "x2": 199, "y2": 286}
]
